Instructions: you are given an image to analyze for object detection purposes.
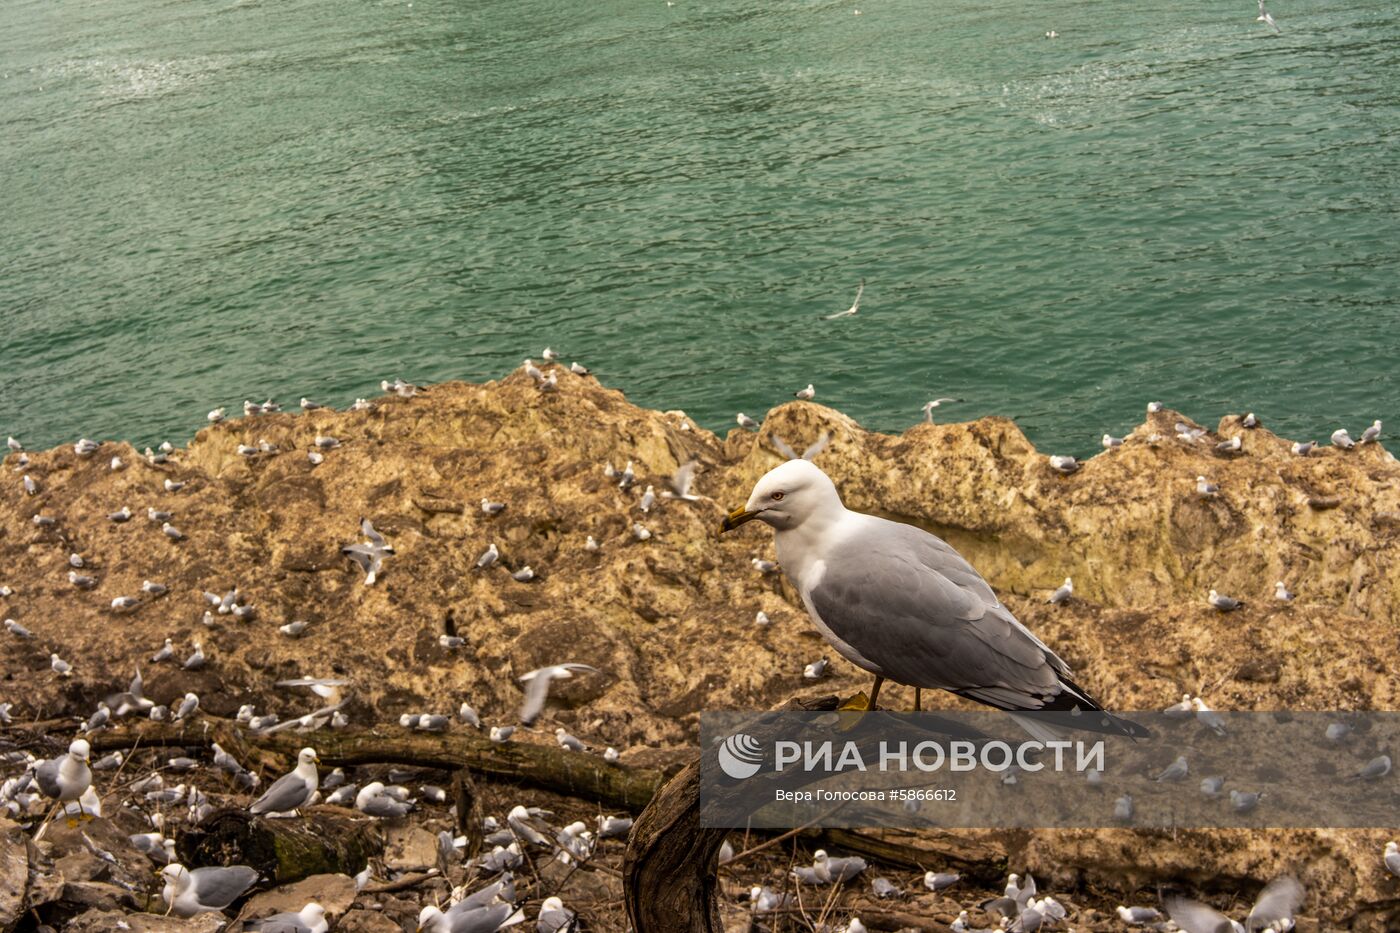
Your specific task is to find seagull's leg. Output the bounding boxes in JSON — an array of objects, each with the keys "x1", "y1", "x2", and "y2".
[{"x1": 913, "y1": 687, "x2": 922, "y2": 712}]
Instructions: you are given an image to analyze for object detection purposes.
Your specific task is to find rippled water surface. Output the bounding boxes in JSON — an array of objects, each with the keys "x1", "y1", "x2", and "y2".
[{"x1": 3, "y1": 0, "x2": 1398, "y2": 454}]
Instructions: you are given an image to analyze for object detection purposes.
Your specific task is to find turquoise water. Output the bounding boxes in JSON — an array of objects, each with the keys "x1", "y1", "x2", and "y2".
[{"x1": 3, "y1": 0, "x2": 1398, "y2": 455}]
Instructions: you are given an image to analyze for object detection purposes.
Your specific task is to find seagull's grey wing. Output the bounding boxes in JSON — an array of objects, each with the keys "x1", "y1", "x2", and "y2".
[
  {"x1": 360, "y1": 517, "x2": 386, "y2": 547},
  {"x1": 34, "y1": 758, "x2": 64, "y2": 797},
  {"x1": 1164, "y1": 896, "x2": 1237, "y2": 933},
  {"x1": 341, "y1": 546, "x2": 374, "y2": 574},
  {"x1": 450, "y1": 904, "x2": 524, "y2": 933},
  {"x1": 672, "y1": 461, "x2": 696, "y2": 497},
  {"x1": 769, "y1": 435, "x2": 799, "y2": 461},
  {"x1": 1247, "y1": 876, "x2": 1303, "y2": 929},
  {"x1": 801, "y1": 433, "x2": 831, "y2": 461},
  {"x1": 519, "y1": 671, "x2": 555, "y2": 725},
  {"x1": 190, "y1": 865, "x2": 258, "y2": 908},
  {"x1": 803, "y1": 518, "x2": 1091, "y2": 713},
  {"x1": 250, "y1": 772, "x2": 312, "y2": 813}
]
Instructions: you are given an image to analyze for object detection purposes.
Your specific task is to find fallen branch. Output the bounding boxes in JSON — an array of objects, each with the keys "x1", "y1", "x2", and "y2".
[{"x1": 14, "y1": 717, "x2": 671, "y2": 814}]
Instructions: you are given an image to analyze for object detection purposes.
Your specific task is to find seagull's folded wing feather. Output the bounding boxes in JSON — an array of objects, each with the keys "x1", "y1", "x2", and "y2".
[
  {"x1": 1163, "y1": 896, "x2": 1237, "y2": 933},
  {"x1": 250, "y1": 772, "x2": 312, "y2": 813},
  {"x1": 34, "y1": 758, "x2": 65, "y2": 797},
  {"x1": 190, "y1": 865, "x2": 259, "y2": 908},
  {"x1": 804, "y1": 518, "x2": 1080, "y2": 710}
]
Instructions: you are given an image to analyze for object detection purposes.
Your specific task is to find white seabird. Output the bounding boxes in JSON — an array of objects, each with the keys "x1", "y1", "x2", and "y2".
[
  {"x1": 249, "y1": 747, "x2": 320, "y2": 815},
  {"x1": 822, "y1": 280, "x2": 864, "y2": 320},
  {"x1": 159, "y1": 863, "x2": 258, "y2": 917},
  {"x1": 720, "y1": 460, "x2": 1145, "y2": 737}
]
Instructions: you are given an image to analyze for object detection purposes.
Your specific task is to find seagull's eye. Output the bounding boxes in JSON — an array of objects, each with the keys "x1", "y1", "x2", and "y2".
[{"x1": 771, "y1": 491, "x2": 785, "y2": 501}]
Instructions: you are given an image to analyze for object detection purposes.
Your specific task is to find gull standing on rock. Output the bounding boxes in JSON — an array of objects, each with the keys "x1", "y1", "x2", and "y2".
[
  {"x1": 250, "y1": 748, "x2": 320, "y2": 815},
  {"x1": 35, "y1": 738, "x2": 92, "y2": 820},
  {"x1": 1384, "y1": 841, "x2": 1400, "y2": 878},
  {"x1": 1101, "y1": 434, "x2": 1123, "y2": 449},
  {"x1": 1275, "y1": 581, "x2": 1294, "y2": 601},
  {"x1": 1361, "y1": 420, "x2": 1382, "y2": 444},
  {"x1": 1292, "y1": 440, "x2": 1316, "y2": 456},
  {"x1": 720, "y1": 460, "x2": 1146, "y2": 736},
  {"x1": 475, "y1": 543, "x2": 499, "y2": 569},
  {"x1": 1047, "y1": 455, "x2": 1080, "y2": 474},
  {"x1": 737, "y1": 413, "x2": 760, "y2": 431},
  {"x1": 1196, "y1": 476, "x2": 1219, "y2": 499},
  {"x1": 794, "y1": 384, "x2": 815, "y2": 401},
  {"x1": 1047, "y1": 578, "x2": 1073, "y2": 605}
]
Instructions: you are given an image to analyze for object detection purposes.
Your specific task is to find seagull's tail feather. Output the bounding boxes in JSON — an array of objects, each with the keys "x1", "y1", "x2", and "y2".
[{"x1": 956, "y1": 675, "x2": 1151, "y2": 740}]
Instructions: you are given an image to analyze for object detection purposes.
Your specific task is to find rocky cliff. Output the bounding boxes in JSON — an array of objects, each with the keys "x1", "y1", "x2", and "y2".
[{"x1": 3, "y1": 366, "x2": 1398, "y2": 927}]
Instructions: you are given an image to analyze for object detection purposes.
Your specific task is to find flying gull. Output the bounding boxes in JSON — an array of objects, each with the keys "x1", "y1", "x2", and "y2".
[
  {"x1": 518, "y1": 663, "x2": 600, "y2": 725},
  {"x1": 822, "y1": 280, "x2": 864, "y2": 320},
  {"x1": 662, "y1": 460, "x2": 702, "y2": 501},
  {"x1": 923, "y1": 399, "x2": 963, "y2": 423},
  {"x1": 1256, "y1": 0, "x2": 1280, "y2": 33},
  {"x1": 770, "y1": 432, "x2": 830, "y2": 462},
  {"x1": 720, "y1": 459, "x2": 1146, "y2": 737}
]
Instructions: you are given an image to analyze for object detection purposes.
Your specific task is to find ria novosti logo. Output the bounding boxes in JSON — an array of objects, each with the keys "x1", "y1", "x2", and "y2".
[{"x1": 717, "y1": 733, "x2": 764, "y2": 779}]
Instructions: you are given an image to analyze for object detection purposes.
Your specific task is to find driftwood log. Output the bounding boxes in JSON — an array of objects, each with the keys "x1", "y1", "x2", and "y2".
[
  {"x1": 9, "y1": 711, "x2": 1006, "y2": 930},
  {"x1": 59, "y1": 717, "x2": 672, "y2": 813},
  {"x1": 622, "y1": 697, "x2": 986, "y2": 932},
  {"x1": 178, "y1": 806, "x2": 382, "y2": 884}
]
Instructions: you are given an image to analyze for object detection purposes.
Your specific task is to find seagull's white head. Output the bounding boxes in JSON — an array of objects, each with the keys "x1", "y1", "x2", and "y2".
[
  {"x1": 721, "y1": 460, "x2": 843, "y2": 534},
  {"x1": 417, "y1": 904, "x2": 446, "y2": 932},
  {"x1": 159, "y1": 864, "x2": 190, "y2": 889},
  {"x1": 297, "y1": 747, "x2": 320, "y2": 768},
  {"x1": 68, "y1": 739, "x2": 91, "y2": 762},
  {"x1": 1386, "y1": 840, "x2": 1398, "y2": 856}
]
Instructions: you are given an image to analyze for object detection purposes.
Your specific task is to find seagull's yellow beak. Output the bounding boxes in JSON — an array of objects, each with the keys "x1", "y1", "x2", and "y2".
[
  {"x1": 720, "y1": 507, "x2": 759, "y2": 535},
  {"x1": 312, "y1": 755, "x2": 321, "y2": 764}
]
